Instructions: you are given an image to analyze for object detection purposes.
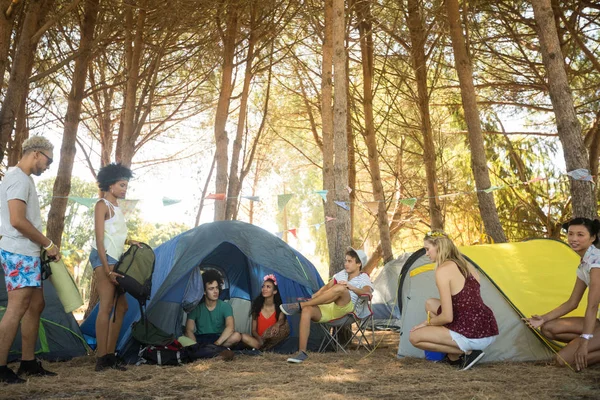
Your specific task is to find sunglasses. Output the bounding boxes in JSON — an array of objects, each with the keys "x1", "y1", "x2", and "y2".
[{"x1": 38, "y1": 151, "x2": 53, "y2": 165}]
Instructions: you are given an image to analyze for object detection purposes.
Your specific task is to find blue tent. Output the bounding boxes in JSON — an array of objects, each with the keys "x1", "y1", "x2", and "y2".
[{"x1": 81, "y1": 220, "x2": 326, "y2": 359}]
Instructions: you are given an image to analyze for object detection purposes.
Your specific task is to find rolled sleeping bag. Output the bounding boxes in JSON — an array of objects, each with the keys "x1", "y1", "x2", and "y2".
[{"x1": 41, "y1": 250, "x2": 83, "y2": 313}]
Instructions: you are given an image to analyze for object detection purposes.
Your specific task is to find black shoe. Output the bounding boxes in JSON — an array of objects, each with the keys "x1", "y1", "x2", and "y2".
[
  {"x1": 438, "y1": 354, "x2": 463, "y2": 367},
  {"x1": 0, "y1": 366, "x2": 26, "y2": 384},
  {"x1": 461, "y1": 350, "x2": 485, "y2": 371},
  {"x1": 17, "y1": 359, "x2": 57, "y2": 377},
  {"x1": 105, "y1": 354, "x2": 127, "y2": 371}
]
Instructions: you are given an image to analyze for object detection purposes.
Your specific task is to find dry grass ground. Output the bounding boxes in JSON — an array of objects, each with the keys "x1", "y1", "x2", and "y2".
[{"x1": 2, "y1": 332, "x2": 600, "y2": 400}]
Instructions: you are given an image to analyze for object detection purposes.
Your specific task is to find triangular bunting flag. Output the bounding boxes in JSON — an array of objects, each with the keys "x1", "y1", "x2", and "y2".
[
  {"x1": 315, "y1": 223, "x2": 322, "y2": 230},
  {"x1": 567, "y1": 169, "x2": 594, "y2": 182},
  {"x1": 275, "y1": 232, "x2": 283, "y2": 239},
  {"x1": 278, "y1": 194, "x2": 294, "y2": 211},
  {"x1": 326, "y1": 216, "x2": 336, "y2": 222},
  {"x1": 525, "y1": 176, "x2": 545, "y2": 184},
  {"x1": 289, "y1": 228, "x2": 297, "y2": 239},
  {"x1": 162, "y1": 197, "x2": 182, "y2": 206},
  {"x1": 346, "y1": 186, "x2": 352, "y2": 194},
  {"x1": 68, "y1": 196, "x2": 98, "y2": 208},
  {"x1": 315, "y1": 190, "x2": 328, "y2": 201},
  {"x1": 399, "y1": 198, "x2": 417, "y2": 209},
  {"x1": 206, "y1": 193, "x2": 226, "y2": 200},
  {"x1": 483, "y1": 185, "x2": 503, "y2": 193},
  {"x1": 334, "y1": 201, "x2": 350, "y2": 211},
  {"x1": 242, "y1": 196, "x2": 260, "y2": 202}
]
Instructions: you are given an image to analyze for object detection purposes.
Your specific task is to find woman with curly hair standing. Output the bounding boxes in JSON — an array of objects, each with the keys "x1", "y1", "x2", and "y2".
[{"x1": 90, "y1": 163, "x2": 139, "y2": 371}]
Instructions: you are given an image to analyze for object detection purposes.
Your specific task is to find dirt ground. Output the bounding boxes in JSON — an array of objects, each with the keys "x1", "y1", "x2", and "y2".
[{"x1": 2, "y1": 331, "x2": 600, "y2": 400}]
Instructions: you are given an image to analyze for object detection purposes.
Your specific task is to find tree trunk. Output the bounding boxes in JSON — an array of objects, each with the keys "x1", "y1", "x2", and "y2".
[
  {"x1": 0, "y1": 0, "x2": 21, "y2": 96},
  {"x1": 0, "y1": 0, "x2": 54, "y2": 163},
  {"x1": 47, "y1": 0, "x2": 99, "y2": 247},
  {"x1": 7, "y1": 92, "x2": 27, "y2": 166},
  {"x1": 531, "y1": 0, "x2": 596, "y2": 218},
  {"x1": 226, "y1": 10, "x2": 257, "y2": 220},
  {"x1": 322, "y1": 0, "x2": 336, "y2": 277},
  {"x1": 195, "y1": 153, "x2": 217, "y2": 227},
  {"x1": 406, "y1": 0, "x2": 443, "y2": 231},
  {"x1": 116, "y1": 0, "x2": 146, "y2": 168},
  {"x1": 445, "y1": 0, "x2": 507, "y2": 242},
  {"x1": 331, "y1": 0, "x2": 351, "y2": 275},
  {"x1": 213, "y1": 2, "x2": 239, "y2": 221},
  {"x1": 356, "y1": 0, "x2": 392, "y2": 264}
]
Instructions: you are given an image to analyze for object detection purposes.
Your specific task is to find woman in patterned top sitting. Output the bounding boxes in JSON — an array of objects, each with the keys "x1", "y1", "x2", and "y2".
[
  {"x1": 524, "y1": 217, "x2": 600, "y2": 371},
  {"x1": 410, "y1": 230, "x2": 499, "y2": 370}
]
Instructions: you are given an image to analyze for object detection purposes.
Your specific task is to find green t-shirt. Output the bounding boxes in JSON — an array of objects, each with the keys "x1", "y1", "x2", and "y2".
[{"x1": 187, "y1": 300, "x2": 233, "y2": 335}]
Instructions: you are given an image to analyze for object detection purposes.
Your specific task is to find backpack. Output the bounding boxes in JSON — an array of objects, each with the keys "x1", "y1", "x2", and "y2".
[
  {"x1": 113, "y1": 243, "x2": 155, "y2": 321},
  {"x1": 131, "y1": 319, "x2": 174, "y2": 347},
  {"x1": 138, "y1": 340, "x2": 188, "y2": 366}
]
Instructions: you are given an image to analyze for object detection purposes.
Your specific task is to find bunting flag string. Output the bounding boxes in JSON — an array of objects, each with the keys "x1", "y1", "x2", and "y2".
[{"x1": 59, "y1": 169, "x2": 587, "y2": 223}]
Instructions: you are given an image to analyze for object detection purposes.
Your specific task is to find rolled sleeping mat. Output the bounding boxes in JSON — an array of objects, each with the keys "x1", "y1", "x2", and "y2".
[{"x1": 41, "y1": 250, "x2": 83, "y2": 313}]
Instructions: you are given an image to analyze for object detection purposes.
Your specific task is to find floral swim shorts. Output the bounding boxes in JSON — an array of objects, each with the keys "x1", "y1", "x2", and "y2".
[{"x1": 0, "y1": 249, "x2": 42, "y2": 291}]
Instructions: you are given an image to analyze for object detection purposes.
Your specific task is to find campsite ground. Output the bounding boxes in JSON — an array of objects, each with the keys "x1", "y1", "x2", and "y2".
[{"x1": 3, "y1": 332, "x2": 600, "y2": 399}]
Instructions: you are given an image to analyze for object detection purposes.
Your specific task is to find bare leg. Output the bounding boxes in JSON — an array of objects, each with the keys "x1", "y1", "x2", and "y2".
[
  {"x1": 222, "y1": 331, "x2": 242, "y2": 348},
  {"x1": 541, "y1": 317, "x2": 599, "y2": 343},
  {"x1": 301, "y1": 285, "x2": 351, "y2": 309},
  {"x1": 94, "y1": 267, "x2": 116, "y2": 357},
  {"x1": 241, "y1": 333, "x2": 262, "y2": 349},
  {"x1": 20, "y1": 288, "x2": 45, "y2": 360},
  {"x1": 409, "y1": 326, "x2": 464, "y2": 355},
  {"x1": 106, "y1": 293, "x2": 128, "y2": 354},
  {"x1": 298, "y1": 305, "x2": 322, "y2": 352},
  {"x1": 555, "y1": 325, "x2": 600, "y2": 370},
  {"x1": 0, "y1": 288, "x2": 34, "y2": 365}
]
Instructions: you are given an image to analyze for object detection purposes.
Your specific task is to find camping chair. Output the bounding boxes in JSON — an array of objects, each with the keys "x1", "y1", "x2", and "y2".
[{"x1": 317, "y1": 293, "x2": 375, "y2": 353}]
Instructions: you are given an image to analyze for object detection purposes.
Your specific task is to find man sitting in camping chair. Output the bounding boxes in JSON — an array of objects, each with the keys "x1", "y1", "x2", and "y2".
[
  {"x1": 280, "y1": 248, "x2": 373, "y2": 363},
  {"x1": 184, "y1": 270, "x2": 241, "y2": 348}
]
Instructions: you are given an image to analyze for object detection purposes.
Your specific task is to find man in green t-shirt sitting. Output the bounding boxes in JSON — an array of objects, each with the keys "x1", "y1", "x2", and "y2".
[{"x1": 185, "y1": 270, "x2": 241, "y2": 348}]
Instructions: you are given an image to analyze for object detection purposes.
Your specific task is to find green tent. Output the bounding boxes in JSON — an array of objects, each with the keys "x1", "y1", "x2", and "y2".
[{"x1": 0, "y1": 268, "x2": 89, "y2": 362}]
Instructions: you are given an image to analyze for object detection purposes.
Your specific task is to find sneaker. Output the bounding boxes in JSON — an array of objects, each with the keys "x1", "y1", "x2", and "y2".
[
  {"x1": 17, "y1": 359, "x2": 57, "y2": 377},
  {"x1": 287, "y1": 351, "x2": 308, "y2": 363},
  {"x1": 0, "y1": 366, "x2": 26, "y2": 384},
  {"x1": 280, "y1": 303, "x2": 301, "y2": 316},
  {"x1": 461, "y1": 350, "x2": 485, "y2": 371},
  {"x1": 438, "y1": 354, "x2": 463, "y2": 367}
]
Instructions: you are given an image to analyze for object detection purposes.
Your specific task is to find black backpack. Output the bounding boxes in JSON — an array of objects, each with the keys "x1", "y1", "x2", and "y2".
[{"x1": 113, "y1": 243, "x2": 155, "y2": 321}]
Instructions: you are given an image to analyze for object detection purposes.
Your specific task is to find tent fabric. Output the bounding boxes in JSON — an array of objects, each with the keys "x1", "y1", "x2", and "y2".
[
  {"x1": 370, "y1": 253, "x2": 412, "y2": 330},
  {"x1": 0, "y1": 269, "x2": 89, "y2": 362},
  {"x1": 397, "y1": 239, "x2": 581, "y2": 362},
  {"x1": 81, "y1": 220, "x2": 326, "y2": 361}
]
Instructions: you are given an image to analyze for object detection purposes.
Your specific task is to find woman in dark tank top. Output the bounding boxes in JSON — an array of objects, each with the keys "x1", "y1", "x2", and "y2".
[{"x1": 409, "y1": 231, "x2": 498, "y2": 370}]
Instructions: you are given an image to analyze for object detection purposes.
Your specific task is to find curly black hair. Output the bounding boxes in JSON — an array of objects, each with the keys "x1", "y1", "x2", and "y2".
[
  {"x1": 562, "y1": 217, "x2": 600, "y2": 246},
  {"x1": 201, "y1": 269, "x2": 224, "y2": 293},
  {"x1": 96, "y1": 163, "x2": 133, "y2": 192}
]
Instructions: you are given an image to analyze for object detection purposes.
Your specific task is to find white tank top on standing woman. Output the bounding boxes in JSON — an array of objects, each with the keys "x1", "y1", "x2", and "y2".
[{"x1": 91, "y1": 198, "x2": 128, "y2": 261}]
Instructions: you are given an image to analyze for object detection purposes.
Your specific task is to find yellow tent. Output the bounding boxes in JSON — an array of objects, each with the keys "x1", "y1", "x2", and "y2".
[{"x1": 398, "y1": 239, "x2": 582, "y2": 362}]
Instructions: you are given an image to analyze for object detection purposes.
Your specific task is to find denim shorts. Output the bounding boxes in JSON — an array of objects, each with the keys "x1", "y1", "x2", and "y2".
[
  {"x1": 89, "y1": 248, "x2": 119, "y2": 269},
  {"x1": 0, "y1": 249, "x2": 42, "y2": 291},
  {"x1": 449, "y1": 330, "x2": 497, "y2": 352}
]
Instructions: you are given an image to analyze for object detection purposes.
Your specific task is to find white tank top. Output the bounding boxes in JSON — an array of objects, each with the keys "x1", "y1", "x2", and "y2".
[{"x1": 91, "y1": 198, "x2": 128, "y2": 260}]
